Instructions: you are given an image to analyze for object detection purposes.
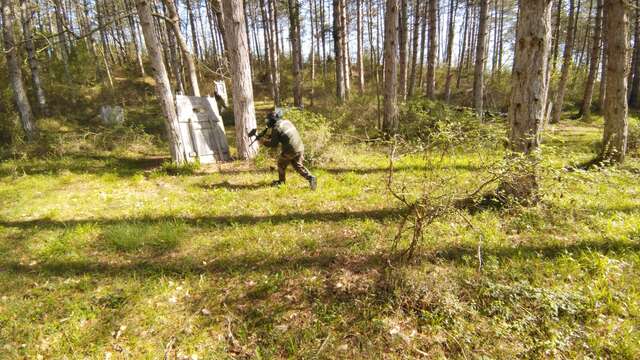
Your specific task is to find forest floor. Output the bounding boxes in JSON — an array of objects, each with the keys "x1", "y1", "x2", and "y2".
[{"x1": 1, "y1": 115, "x2": 640, "y2": 358}]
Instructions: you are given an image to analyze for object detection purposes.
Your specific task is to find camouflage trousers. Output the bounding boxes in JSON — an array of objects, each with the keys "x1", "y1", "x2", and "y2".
[{"x1": 278, "y1": 152, "x2": 313, "y2": 182}]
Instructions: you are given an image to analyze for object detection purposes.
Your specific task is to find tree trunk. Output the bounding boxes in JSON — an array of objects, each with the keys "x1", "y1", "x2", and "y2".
[
  {"x1": 425, "y1": 0, "x2": 437, "y2": 98},
  {"x1": 628, "y1": 0, "x2": 640, "y2": 108},
  {"x1": 321, "y1": 0, "x2": 327, "y2": 82},
  {"x1": 184, "y1": 0, "x2": 201, "y2": 60},
  {"x1": 266, "y1": 0, "x2": 281, "y2": 105},
  {"x1": 417, "y1": 0, "x2": 426, "y2": 89},
  {"x1": 443, "y1": 0, "x2": 457, "y2": 102},
  {"x1": 20, "y1": 0, "x2": 47, "y2": 115},
  {"x1": 407, "y1": 0, "x2": 420, "y2": 97},
  {"x1": 52, "y1": 0, "x2": 70, "y2": 78},
  {"x1": 161, "y1": 0, "x2": 201, "y2": 96},
  {"x1": 551, "y1": 0, "x2": 562, "y2": 73},
  {"x1": 551, "y1": 0, "x2": 576, "y2": 124},
  {"x1": 272, "y1": 0, "x2": 282, "y2": 55},
  {"x1": 341, "y1": 0, "x2": 350, "y2": 97},
  {"x1": 456, "y1": 0, "x2": 470, "y2": 89},
  {"x1": 287, "y1": 0, "x2": 304, "y2": 107},
  {"x1": 310, "y1": 0, "x2": 316, "y2": 106},
  {"x1": 356, "y1": 0, "x2": 365, "y2": 94},
  {"x1": 599, "y1": 3, "x2": 608, "y2": 110},
  {"x1": 135, "y1": 0, "x2": 185, "y2": 163},
  {"x1": 600, "y1": 0, "x2": 629, "y2": 163},
  {"x1": 580, "y1": 0, "x2": 602, "y2": 120},
  {"x1": 3, "y1": 0, "x2": 37, "y2": 140},
  {"x1": 473, "y1": 0, "x2": 489, "y2": 118},
  {"x1": 382, "y1": 0, "x2": 399, "y2": 134},
  {"x1": 333, "y1": 0, "x2": 346, "y2": 103},
  {"x1": 124, "y1": 0, "x2": 146, "y2": 77},
  {"x1": 500, "y1": 0, "x2": 553, "y2": 202},
  {"x1": 398, "y1": 0, "x2": 408, "y2": 100},
  {"x1": 221, "y1": 0, "x2": 259, "y2": 160}
]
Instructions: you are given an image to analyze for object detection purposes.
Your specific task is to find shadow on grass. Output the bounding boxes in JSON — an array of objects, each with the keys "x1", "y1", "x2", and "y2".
[
  {"x1": 217, "y1": 163, "x2": 485, "y2": 176},
  {"x1": 200, "y1": 180, "x2": 275, "y2": 191},
  {"x1": 0, "y1": 208, "x2": 407, "y2": 230},
  {"x1": 2, "y1": 237, "x2": 638, "y2": 278},
  {"x1": 0, "y1": 154, "x2": 169, "y2": 177}
]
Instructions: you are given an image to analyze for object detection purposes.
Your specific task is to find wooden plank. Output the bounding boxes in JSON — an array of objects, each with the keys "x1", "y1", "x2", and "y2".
[{"x1": 175, "y1": 95, "x2": 231, "y2": 163}]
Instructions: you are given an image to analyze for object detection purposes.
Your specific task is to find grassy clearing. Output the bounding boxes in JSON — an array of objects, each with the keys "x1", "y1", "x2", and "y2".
[{"x1": 1, "y1": 115, "x2": 640, "y2": 358}]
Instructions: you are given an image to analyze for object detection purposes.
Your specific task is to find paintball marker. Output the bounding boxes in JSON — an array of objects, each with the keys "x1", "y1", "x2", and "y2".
[{"x1": 248, "y1": 127, "x2": 270, "y2": 147}]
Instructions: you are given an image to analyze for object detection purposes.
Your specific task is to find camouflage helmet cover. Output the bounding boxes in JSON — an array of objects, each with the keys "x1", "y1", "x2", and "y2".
[{"x1": 267, "y1": 108, "x2": 284, "y2": 127}]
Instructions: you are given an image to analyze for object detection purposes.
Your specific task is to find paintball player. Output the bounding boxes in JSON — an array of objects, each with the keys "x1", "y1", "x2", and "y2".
[{"x1": 260, "y1": 109, "x2": 318, "y2": 190}]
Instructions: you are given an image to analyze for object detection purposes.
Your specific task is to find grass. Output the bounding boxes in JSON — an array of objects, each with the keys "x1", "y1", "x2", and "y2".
[{"x1": 1, "y1": 109, "x2": 640, "y2": 358}]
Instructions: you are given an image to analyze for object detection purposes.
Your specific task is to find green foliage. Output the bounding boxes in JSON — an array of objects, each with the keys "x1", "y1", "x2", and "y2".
[
  {"x1": 2, "y1": 121, "x2": 640, "y2": 357},
  {"x1": 627, "y1": 117, "x2": 640, "y2": 157},
  {"x1": 0, "y1": 63, "x2": 19, "y2": 150},
  {"x1": 158, "y1": 159, "x2": 201, "y2": 176},
  {"x1": 282, "y1": 108, "x2": 333, "y2": 166},
  {"x1": 399, "y1": 98, "x2": 503, "y2": 150}
]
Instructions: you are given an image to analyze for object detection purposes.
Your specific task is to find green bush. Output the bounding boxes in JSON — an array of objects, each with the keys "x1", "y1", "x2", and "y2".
[
  {"x1": 627, "y1": 117, "x2": 640, "y2": 158},
  {"x1": 278, "y1": 108, "x2": 333, "y2": 166},
  {"x1": 399, "y1": 98, "x2": 503, "y2": 150}
]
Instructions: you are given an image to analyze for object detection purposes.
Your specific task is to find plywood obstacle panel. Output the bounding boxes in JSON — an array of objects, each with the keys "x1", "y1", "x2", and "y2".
[{"x1": 176, "y1": 95, "x2": 231, "y2": 164}]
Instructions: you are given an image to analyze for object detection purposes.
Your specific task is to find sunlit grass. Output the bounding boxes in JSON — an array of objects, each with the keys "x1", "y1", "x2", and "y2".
[{"x1": 1, "y1": 119, "x2": 639, "y2": 358}]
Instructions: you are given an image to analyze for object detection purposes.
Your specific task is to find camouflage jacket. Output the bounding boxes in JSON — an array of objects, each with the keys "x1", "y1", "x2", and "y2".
[{"x1": 263, "y1": 120, "x2": 304, "y2": 155}]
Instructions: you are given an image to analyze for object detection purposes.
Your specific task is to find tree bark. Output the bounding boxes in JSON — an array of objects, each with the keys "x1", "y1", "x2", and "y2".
[
  {"x1": 580, "y1": 0, "x2": 602, "y2": 120},
  {"x1": 288, "y1": 0, "x2": 304, "y2": 107},
  {"x1": 161, "y1": 0, "x2": 201, "y2": 96},
  {"x1": 443, "y1": 0, "x2": 457, "y2": 102},
  {"x1": 398, "y1": 0, "x2": 408, "y2": 100},
  {"x1": 52, "y1": 0, "x2": 70, "y2": 78},
  {"x1": 425, "y1": 0, "x2": 437, "y2": 98},
  {"x1": 456, "y1": 0, "x2": 470, "y2": 89},
  {"x1": 184, "y1": 0, "x2": 201, "y2": 60},
  {"x1": 341, "y1": 0, "x2": 350, "y2": 97},
  {"x1": 382, "y1": 0, "x2": 399, "y2": 134},
  {"x1": 473, "y1": 0, "x2": 489, "y2": 118},
  {"x1": 267, "y1": 0, "x2": 281, "y2": 104},
  {"x1": 356, "y1": 0, "x2": 365, "y2": 94},
  {"x1": 333, "y1": 0, "x2": 346, "y2": 103},
  {"x1": 20, "y1": 0, "x2": 48, "y2": 115},
  {"x1": 417, "y1": 0, "x2": 426, "y2": 89},
  {"x1": 3, "y1": 0, "x2": 37, "y2": 140},
  {"x1": 310, "y1": 0, "x2": 316, "y2": 105},
  {"x1": 601, "y1": 0, "x2": 629, "y2": 163},
  {"x1": 628, "y1": 0, "x2": 640, "y2": 108},
  {"x1": 407, "y1": 0, "x2": 420, "y2": 97},
  {"x1": 135, "y1": 0, "x2": 185, "y2": 163},
  {"x1": 222, "y1": 0, "x2": 259, "y2": 160},
  {"x1": 551, "y1": 0, "x2": 576, "y2": 124},
  {"x1": 501, "y1": 0, "x2": 553, "y2": 202},
  {"x1": 124, "y1": 0, "x2": 146, "y2": 77}
]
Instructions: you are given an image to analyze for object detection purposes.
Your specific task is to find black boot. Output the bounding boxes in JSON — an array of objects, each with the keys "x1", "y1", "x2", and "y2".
[
  {"x1": 271, "y1": 180, "x2": 285, "y2": 187},
  {"x1": 309, "y1": 176, "x2": 317, "y2": 190}
]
